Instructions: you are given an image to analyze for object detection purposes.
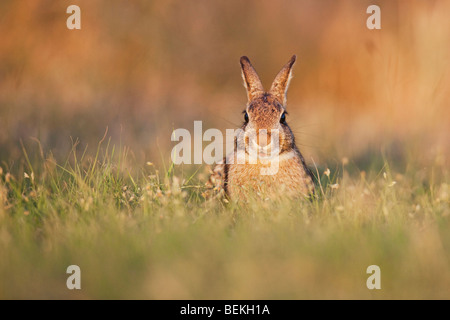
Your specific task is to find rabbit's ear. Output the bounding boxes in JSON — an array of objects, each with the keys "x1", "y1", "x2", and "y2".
[
  {"x1": 269, "y1": 55, "x2": 297, "y2": 106},
  {"x1": 240, "y1": 56, "x2": 264, "y2": 101}
]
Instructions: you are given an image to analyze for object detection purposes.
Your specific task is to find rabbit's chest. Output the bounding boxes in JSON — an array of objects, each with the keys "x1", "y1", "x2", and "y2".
[{"x1": 226, "y1": 156, "x2": 313, "y2": 199}]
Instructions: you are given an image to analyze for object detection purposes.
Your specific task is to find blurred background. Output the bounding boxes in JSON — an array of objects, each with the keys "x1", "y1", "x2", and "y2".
[{"x1": 0, "y1": 0, "x2": 449, "y2": 171}]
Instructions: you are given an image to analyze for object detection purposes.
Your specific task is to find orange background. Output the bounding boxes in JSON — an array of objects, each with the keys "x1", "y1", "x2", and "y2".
[{"x1": 1, "y1": 0, "x2": 448, "y2": 169}]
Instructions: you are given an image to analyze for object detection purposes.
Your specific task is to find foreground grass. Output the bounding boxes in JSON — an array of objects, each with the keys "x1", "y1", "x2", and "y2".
[{"x1": 0, "y1": 144, "x2": 449, "y2": 299}]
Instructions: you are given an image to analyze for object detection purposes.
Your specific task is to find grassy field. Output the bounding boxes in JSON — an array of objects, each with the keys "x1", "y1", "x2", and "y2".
[{"x1": 0, "y1": 140, "x2": 448, "y2": 299}]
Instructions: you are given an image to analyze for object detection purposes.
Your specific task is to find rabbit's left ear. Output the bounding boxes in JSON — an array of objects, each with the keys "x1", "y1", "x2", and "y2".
[
  {"x1": 240, "y1": 56, "x2": 264, "y2": 101},
  {"x1": 269, "y1": 55, "x2": 296, "y2": 106}
]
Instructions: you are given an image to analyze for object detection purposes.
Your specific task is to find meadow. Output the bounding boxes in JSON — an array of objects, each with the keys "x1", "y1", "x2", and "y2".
[
  {"x1": 0, "y1": 0, "x2": 449, "y2": 299},
  {"x1": 0, "y1": 138, "x2": 448, "y2": 299}
]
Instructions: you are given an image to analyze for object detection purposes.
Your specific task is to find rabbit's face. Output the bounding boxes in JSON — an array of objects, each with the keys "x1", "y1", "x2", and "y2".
[
  {"x1": 238, "y1": 55, "x2": 298, "y2": 159},
  {"x1": 242, "y1": 93, "x2": 294, "y2": 158}
]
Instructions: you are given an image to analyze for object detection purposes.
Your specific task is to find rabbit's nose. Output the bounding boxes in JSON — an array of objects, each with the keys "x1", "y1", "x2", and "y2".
[{"x1": 257, "y1": 130, "x2": 271, "y2": 148}]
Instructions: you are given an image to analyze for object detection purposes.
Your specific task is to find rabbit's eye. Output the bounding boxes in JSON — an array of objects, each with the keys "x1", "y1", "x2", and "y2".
[
  {"x1": 280, "y1": 112, "x2": 286, "y2": 124},
  {"x1": 244, "y1": 112, "x2": 249, "y2": 123}
]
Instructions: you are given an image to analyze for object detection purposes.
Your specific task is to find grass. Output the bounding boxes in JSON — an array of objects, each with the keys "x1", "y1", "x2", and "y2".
[{"x1": 0, "y1": 139, "x2": 449, "y2": 300}]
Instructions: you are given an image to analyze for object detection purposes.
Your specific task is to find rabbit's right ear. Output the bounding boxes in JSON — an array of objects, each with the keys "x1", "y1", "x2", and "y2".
[
  {"x1": 240, "y1": 56, "x2": 264, "y2": 101},
  {"x1": 269, "y1": 55, "x2": 296, "y2": 106}
]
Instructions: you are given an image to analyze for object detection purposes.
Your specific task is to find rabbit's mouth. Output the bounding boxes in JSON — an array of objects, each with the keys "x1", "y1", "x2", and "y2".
[{"x1": 249, "y1": 139, "x2": 281, "y2": 160}]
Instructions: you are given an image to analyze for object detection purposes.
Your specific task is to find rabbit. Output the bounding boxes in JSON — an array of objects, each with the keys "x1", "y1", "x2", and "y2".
[{"x1": 207, "y1": 55, "x2": 315, "y2": 201}]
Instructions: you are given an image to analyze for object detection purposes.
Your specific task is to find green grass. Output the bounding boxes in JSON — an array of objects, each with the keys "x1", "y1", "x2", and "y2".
[{"x1": 0, "y1": 141, "x2": 449, "y2": 299}]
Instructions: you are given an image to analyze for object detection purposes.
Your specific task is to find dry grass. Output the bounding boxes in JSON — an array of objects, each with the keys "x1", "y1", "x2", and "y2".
[{"x1": 0, "y1": 142, "x2": 449, "y2": 299}]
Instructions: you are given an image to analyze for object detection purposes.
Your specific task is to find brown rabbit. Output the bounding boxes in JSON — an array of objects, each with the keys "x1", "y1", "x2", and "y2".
[{"x1": 207, "y1": 55, "x2": 315, "y2": 200}]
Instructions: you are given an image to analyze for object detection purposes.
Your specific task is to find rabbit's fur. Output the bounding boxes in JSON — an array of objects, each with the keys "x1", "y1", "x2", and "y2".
[{"x1": 207, "y1": 55, "x2": 314, "y2": 200}]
